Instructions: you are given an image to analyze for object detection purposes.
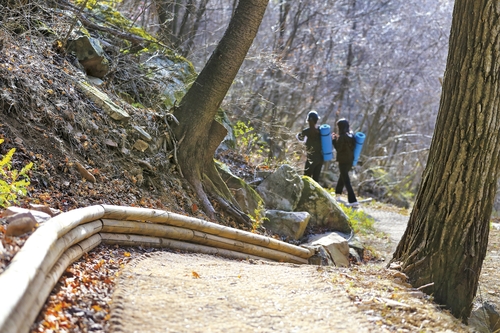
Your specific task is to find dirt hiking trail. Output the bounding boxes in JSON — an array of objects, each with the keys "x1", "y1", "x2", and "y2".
[
  {"x1": 109, "y1": 252, "x2": 378, "y2": 333},
  {"x1": 108, "y1": 208, "x2": 471, "y2": 333}
]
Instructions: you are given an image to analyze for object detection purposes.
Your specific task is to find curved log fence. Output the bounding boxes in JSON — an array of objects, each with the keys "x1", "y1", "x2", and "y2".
[{"x1": 0, "y1": 205, "x2": 314, "y2": 333}]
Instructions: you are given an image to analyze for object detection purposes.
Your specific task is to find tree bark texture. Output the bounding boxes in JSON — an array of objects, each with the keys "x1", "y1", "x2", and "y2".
[
  {"x1": 392, "y1": 0, "x2": 500, "y2": 321},
  {"x1": 173, "y1": 0, "x2": 269, "y2": 221}
]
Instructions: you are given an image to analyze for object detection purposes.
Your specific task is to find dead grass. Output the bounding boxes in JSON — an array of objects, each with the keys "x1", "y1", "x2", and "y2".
[{"x1": 326, "y1": 264, "x2": 472, "y2": 332}]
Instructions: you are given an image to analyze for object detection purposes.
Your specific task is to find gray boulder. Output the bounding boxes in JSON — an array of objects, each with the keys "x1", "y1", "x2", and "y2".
[
  {"x1": 303, "y1": 232, "x2": 350, "y2": 267},
  {"x1": 348, "y1": 236, "x2": 365, "y2": 262},
  {"x1": 256, "y1": 164, "x2": 303, "y2": 211},
  {"x1": 3, "y1": 206, "x2": 52, "y2": 223},
  {"x1": 140, "y1": 54, "x2": 195, "y2": 109},
  {"x1": 296, "y1": 176, "x2": 351, "y2": 233},
  {"x1": 349, "y1": 248, "x2": 361, "y2": 263},
  {"x1": 263, "y1": 210, "x2": 310, "y2": 240}
]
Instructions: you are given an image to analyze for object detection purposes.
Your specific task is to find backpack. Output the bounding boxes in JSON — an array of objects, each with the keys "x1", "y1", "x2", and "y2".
[{"x1": 336, "y1": 133, "x2": 355, "y2": 164}]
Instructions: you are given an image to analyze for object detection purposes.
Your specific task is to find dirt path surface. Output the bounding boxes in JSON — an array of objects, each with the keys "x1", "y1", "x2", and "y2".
[
  {"x1": 108, "y1": 207, "x2": 413, "y2": 333},
  {"x1": 108, "y1": 208, "x2": 475, "y2": 333},
  {"x1": 109, "y1": 252, "x2": 380, "y2": 333},
  {"x1": 363, "y1": 207, "x2": 409, "y2": 245}
]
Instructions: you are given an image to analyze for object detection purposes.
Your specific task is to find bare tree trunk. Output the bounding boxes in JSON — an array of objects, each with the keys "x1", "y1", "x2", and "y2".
[
  {"x1": 323, "y1": 0, "x2": 356, "y2": 124},
  {"x1": 172, "y1": 0, "x2": 182, "y2": 35},
  {"x1": 391, "y1": 0, "x2": 500, "y2": 322},
  {"x1": 155, "y1": 0, "x2": 174, "y2": 44},
  {"x1": 175, "y1": 0, "x2": 195, "y2": 48},
  {"x1": 276, "y1": 0, "x2": 290, "y2": 56},
  {"x1": 172, "y1": 0, "x2": 269, "y2": 225},
  {"x1": 181, "y1": 0, "x2": 209, "y2": 56}
]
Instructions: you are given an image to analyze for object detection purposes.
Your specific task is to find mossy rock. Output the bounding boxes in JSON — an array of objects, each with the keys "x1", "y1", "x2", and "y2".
[
  {"x1": 216, "y1": 161, "x2": 263, "y2": 216},
  {"x1": 81, "y1": 3, "x2": 157, "y2": 43},
  {"x1": 139, "y1": 53, "x2": 196, "y2": 109},
  {"x1": 296, "y1": 176, "x2": 351, "y2": 233},
  {"x1": 255, "y1": 165, "x2": 303, "y2": 212}
]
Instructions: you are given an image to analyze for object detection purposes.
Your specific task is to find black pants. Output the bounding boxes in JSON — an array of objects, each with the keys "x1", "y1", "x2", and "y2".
[
  {"x1": 336, "y1": 163, "x2": 357, "y2": 203},
  {"x1": 305, "y1": 159, "x2": 323, "y2": 182}
]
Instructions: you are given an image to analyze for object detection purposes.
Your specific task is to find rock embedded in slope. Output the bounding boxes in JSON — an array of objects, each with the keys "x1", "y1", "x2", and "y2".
[
  {"x1": 66, "y1": 36, "x2": 109, "y2": 78},
  {"x1": 5, "y1": 212, "x2": 38, "y2": 237}
]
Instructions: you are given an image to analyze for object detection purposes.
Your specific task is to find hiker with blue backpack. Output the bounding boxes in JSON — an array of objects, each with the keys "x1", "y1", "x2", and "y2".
[
  {"x1": 296, "y1": 111, "x2": 323, "y2": 182},
  {"x1": 332, "y1": 118, "x2": 359, "y2": 207}
]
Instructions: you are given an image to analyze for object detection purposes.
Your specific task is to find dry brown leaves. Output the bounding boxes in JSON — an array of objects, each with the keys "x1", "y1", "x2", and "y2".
[
  {"x1": 0, "y1": 223, "x2": 29, "y2": 274},
  {"x1": 30, "y1": 244, "x2": 150, "y2": 333}
]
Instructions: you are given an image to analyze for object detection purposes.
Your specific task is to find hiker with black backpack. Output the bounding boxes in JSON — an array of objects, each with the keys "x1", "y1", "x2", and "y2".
[
  {"x1": 332, "y1": 118, "x2": 359, "y2": 207},
  {"x1": 296, "y1": 111, "x2": 323, "y2": 182}
]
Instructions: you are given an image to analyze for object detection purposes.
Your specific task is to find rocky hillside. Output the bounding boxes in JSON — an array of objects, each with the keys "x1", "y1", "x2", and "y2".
[{"x1": 0, "y1": 1, "x2": 236, "y2": 223}]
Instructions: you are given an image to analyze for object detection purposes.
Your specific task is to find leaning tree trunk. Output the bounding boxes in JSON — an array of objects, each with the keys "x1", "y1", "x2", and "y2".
[
  {"x1": 391, "y1": 0, "x2": 500, "y2": 322},
  {"x1": 172, "y1": 0, "x2": 269, "y2": 225}
]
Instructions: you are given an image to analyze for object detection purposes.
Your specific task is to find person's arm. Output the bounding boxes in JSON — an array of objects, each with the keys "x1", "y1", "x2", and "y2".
[{"x1": 297, "y1": 129, "x2": 306, "y2": 142}]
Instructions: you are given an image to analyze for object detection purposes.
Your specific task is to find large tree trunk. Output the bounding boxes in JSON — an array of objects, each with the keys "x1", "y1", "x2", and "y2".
[
  {"x1": 172, "y1": 0, "x2": 269, "y2": 224},
  {"x1": 391, "y1": 0, "x2": 500, "y2": 322}
]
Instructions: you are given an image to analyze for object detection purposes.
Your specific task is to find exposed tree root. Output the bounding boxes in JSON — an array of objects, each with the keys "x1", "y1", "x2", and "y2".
[
  {"x1": 172, "y1": 118, "x2": 252, "y2": 228},
  {"x1": 186, "y1": 174, "x2": 217, "y2": 221},
  {"x1": 203, "y1": 172, "x2": 252, "y2": 228}
]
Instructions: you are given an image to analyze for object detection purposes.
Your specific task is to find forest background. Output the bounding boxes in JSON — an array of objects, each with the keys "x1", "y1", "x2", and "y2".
[
  {"x1": 2, "y1": 0, "x2": 500, "y2": 330},
  {"x1": 113, "y1": 0, "x2": 459, "y2": 209}
]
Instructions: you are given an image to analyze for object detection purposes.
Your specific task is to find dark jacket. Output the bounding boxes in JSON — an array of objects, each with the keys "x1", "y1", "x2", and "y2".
[
  {"x1": 332, "y1": 119, "x2": 355, "y2": 164},
  {"x1": 299, "y1": 127, "x2": 323, "y2": 163}
]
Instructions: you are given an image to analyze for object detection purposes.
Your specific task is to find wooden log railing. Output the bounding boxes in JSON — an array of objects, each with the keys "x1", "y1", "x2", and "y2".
[{"x1": 0, "y1": 205, "x2": 314, "y2": 333}]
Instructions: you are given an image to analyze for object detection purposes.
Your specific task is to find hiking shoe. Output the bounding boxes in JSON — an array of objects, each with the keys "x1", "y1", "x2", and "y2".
[
  {"x1": 335, "y1": 196, "x2": 344, "y2": 202},
  {"x1": 346, "y1": 202, "x2": 359, "y2": 207}
]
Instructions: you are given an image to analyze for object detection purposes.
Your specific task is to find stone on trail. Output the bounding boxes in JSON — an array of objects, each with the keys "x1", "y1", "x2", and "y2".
[
  {"x1": 306, "y1": 245, "x2": 335, "y2": 266},
  {"x1": 133, "y1": 125, "x2": 152, "y2": 142},
  {"x1": 349, "y1": 248, "x2": 361, "y2": 263},
  {"x1": 304, "y1": 232, "x2": 350, "y2": 267},
  {"x1": 263, "y1": 210, "x2": 310, "y2": 240},
  {"x1": 348, "y1": 236, "x2": 365, "y2": 261},
  {"x1": 28, "y1": 204, "x2": 61, "y2": 217},
  {"x1": 256, "y1": 164, "x2": 303, "y2": 211},
  {"x1": 296, "y1": 176, "x2": 351, "y2": 233},
  {"x1": 132, "y1": 139, "x2": 149, "y2": 152},
  {"x1": 75, "y1": 162, "x2": 97, "y2": 183}
]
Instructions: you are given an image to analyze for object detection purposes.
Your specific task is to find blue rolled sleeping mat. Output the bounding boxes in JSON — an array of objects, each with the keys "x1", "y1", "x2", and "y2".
[
  {"x1": 319, "y1": 124, "x2": 333, "y2": 161},
  {"x1": 353, "y1": 132, "x2": 366, "y2": 166}
]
